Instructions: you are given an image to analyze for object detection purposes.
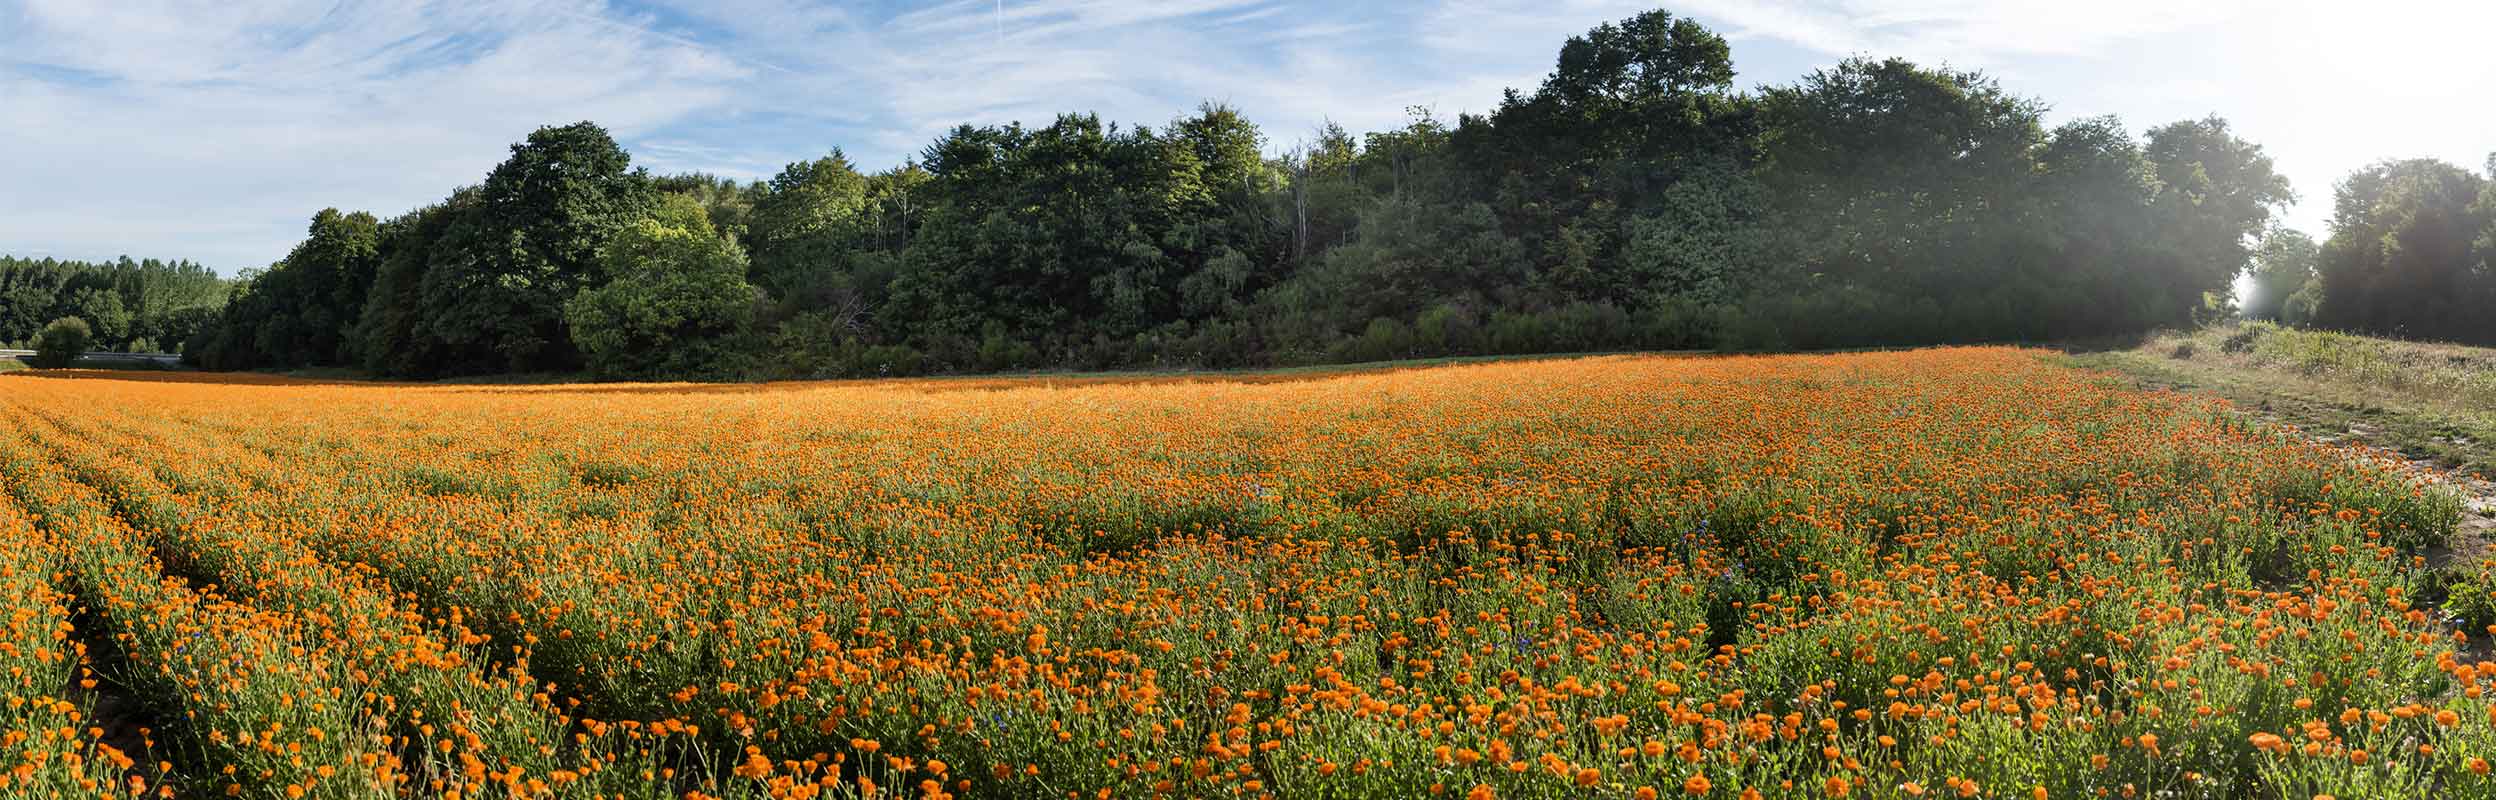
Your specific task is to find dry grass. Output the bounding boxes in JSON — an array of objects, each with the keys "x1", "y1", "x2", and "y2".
[{"x1": 2079, "y1": 322, "x2": 2496, "y2": 478}]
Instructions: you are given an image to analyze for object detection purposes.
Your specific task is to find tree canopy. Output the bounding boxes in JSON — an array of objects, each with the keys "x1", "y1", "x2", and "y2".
[
  {"x1": 149, "y1": 8, "x2": 2488, "y2": 379},
  {"x1": 566, "y1": 195, "x2": 759, "y2": 378},
  {"x1": 0, "y1": 255, "x2": 225, "y2": 353},
  {"x1": 2302, "y1": 159, "x2": 2494, "y2": 344}
]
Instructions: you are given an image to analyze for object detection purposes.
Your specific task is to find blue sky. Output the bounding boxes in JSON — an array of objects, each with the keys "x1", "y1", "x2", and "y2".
[{"x1": 2, "y1": 0, "x2": 2489, "y2": 274}]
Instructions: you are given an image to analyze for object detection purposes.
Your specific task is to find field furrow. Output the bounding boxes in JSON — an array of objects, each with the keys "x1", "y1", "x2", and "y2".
[
  {"x1": 0, "y1": 420, "x2": 408, "y2": 799},
  {"x1": 0, "y1": 395, "x2": 820, "y2": 799},
  {"x1": 0, "y1": 492, "x2": 150, "y2": 799},
  {"x1": 7, "y1": 350, "x2": 2496, "y2": 798}
]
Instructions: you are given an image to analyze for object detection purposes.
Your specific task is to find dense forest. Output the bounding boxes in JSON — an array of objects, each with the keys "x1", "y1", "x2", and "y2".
[
  {"x1": 16, "y1": 9, "x2": 2484, "y2": 376},
  {"x1": 0, "y1": 255, "x2": 226, "y2": 352}
]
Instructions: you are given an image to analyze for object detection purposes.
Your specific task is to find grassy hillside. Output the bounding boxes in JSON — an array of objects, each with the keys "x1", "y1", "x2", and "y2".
[{"x1": 2082, "y1": 322, "x2": 2496, "y2": 478}]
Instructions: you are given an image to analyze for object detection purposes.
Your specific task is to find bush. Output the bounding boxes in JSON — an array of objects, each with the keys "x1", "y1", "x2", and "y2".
[
  {"x1": 1412, "y1": 304, "x2": 1483, "y2": 356},
  {"x1": 859, "y1": 344, "x2": 925, "y2": 376},
  {"x1": 1723, "y1": 286, "x2": 1953, "y2": 352},
  {"x1": 31, "y1": 317, "x2": 93, "y2": 369},
  {"x1": 762, "y1": 313, "x2": 943, "y2": 379},
  {"x1": 1637, "y1": 297, "x2": 1727, "y2": 351},
  {"x1": 1144, "y1": 319, "x2": 1260, "y2": 369},
  {"x1": 566, "y1": 207, "x2": 759, "y2": 379},
  {"x1": 1545, "y1": 301, "x2": 1634, "y2": 352},
  {"x1": 2219, "y1": 323, "x2": 2268, "y2": 354},
  {"x1": 976, "y1": 323, "x2": 1041, "y2": 372},
  {"x1": 1330, "y1": 317, "x2": 1417, "y2": 364},
  {"x1": 767, "y1": 315, "x2": 866, "y2": 379}
]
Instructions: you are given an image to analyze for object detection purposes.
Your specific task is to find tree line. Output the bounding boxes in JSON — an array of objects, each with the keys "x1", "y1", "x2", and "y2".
[
  {"x1": 0, "y1": 255, "x2": 226, "y2": 352},
  {"x1": 2242, "y1": 158, "x2": 2496, "y2": 345},
  {"x1": 131, "y1": 9, "x2": 2469, "y2": 378}
]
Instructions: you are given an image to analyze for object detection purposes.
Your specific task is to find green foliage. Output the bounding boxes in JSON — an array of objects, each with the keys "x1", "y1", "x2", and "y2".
[
  {"x1": 68, "y1": 286, "x2": 130, "y2": 343},
  {"x1": 184, "y1": 123, "x2": 671, "y2": 378},
  {"x1": 565, "y1": 197, "x2": 760, "y2": 378},
  {"x1": 880, "y1": 106, "x2": 1281, "y2": 359},
  {"x1": 173, "y1": 8, "x2": 2493, "y2": 383},
  {"x1": 748, "y1": 150, "x2": 871, "y2": 303},
  {"x1": 347, "y1": 194, "x2": 474, "y2": 376},
  {"x1": 31, "y1": 316, "x2": 92, "y2": 369},
  {"x1": 0, "y1": 254, "x2": 225, "y2": 353},
  {"x1": 1620, "y1": 160, "x2": 1771, "y2": 306},
  {"x1": 415, "y1": 122, "x2": 657, "y2": 375},
  {"x1": 652, "y1": 172, "x2": 760, "y2": 242},
  {"x1": 188, "y1": 208, "x2": 384, "y2": 370},
  {"x1": 2310, "y1": 158, "x2": 2494, "y2": 344},
  {"x1": 2145, "y1": 117, "x2": 2295, "y2": 297},
  {"x1": 2244, "y1": 227, "x2": 2320, "y2": 321}
]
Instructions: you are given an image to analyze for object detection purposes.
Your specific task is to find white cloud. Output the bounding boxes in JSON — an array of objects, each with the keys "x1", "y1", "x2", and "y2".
[
  {"x1": 3, "y1": 0, "x2": 2488, "y2": 270},
  {"x1": 0, "y1": 0, "x2": 754, "y2": 270},
  {"x1": 0, "y1": 0, "x2": 1675, "y2": 270},
  {"x1": 1702, "y1": 0, "x2": 2250, "y2": 61},
  {"x1": 1661, "y1": 0, "x2": 2496, "y2": 234}
]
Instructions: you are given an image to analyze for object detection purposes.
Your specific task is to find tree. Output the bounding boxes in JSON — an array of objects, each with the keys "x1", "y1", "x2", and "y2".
[
  {"x1": 0, "y1": 256, "x2": 223, "y2": 349},
  {"x1": 2242, "y1": 227, "x2": 2319, "y2": 321},
  {"x1": 565, "y1": 196, "x2": 759, "y2": 378},
  {"x1": 31, "y1": 317, "x2": 92, "y2": 369},
  {"x1": 1619, "y1": 159, "x2": 1771, "y2": 306},
  {"x1": 1757, "y1": 57, "x2": 2045, "y2": 333},
  {"x1": 1453, "y1": 7, "x2": 1751, "y2": 269},
  {"x1": 2140, "y1": 117, "x2": 2293, "y2": 325},
  {"x1": 748, "y1": 151, "x2": 872, "y2": 308},
  {"x1": 161, "y1": 6, "x2": 2487, "y2": 377},
  {"x1": 2032, "y1": 116, "x2": 2160, "y2": 336},
  {"x1": 182, "y1": 208, "x2": 383, "y2": 369},
  {"x1": 1286, "y1": 122, "x2": 1366, "y2": 265},
  {"x1": 416, "y1": 122, "x2": 656, "y2": 374},
  {"x1": 69, "y1": 287, "x2": 132, "y2": 347},
  {"x1": 653, "y1": 172, "x2": 760, "y2": 243},
  {"x1": 886, "y1": 113, "x2": 1234, "y2": 358},
  {"x1": 2311, "y1": 159, "x2": 2491, "y2": 342},
  {"x1": 1173, "y1": 102, "x2": 1272, "y2": 199}
]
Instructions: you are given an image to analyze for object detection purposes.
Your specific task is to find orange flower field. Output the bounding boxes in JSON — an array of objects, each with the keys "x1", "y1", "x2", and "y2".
[{"x1": 2, "y1": 348, "x2": 2491, "y2": 799}]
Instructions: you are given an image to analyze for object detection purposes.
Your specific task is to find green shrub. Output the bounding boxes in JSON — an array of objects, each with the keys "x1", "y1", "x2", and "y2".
[
  {"x1": 566, "y1": 200, "x2": 759, "y2": 379},
  {"x1": 1331, "y1": 317, "x2": 1416, "y2": 363},
  {"x1": 31, "y1": 317, "x2": 93, "y2": 369},
  {"x1": 976, "y1": 323, "x2": 1041, "y2": 372},
  {"x1": 859, "y1": 344, "x2": 925, "y2": 376},
  {"x1": 2219, "y1": 322, "x2": 2269, "y2": 354},
  {"x1": 1412, "y1": 304, "x2": 1482, "y2": 356},
  {"x1": 1637, "y1": 297, "x2": 1726, "y2": 351}
]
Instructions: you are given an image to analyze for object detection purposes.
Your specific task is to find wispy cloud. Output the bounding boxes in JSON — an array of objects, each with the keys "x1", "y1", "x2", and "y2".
[
  {"x1": 1658, "y1": 0, "x2": 2495, "y2": 234},
  {"x1": 3, "y1": 0, "x2": 2486, "y2": 269},
  {"x1": 0, "y1": 0, "x2": 760, "y2": 270},
  {"x1": 1671, "y1": 0, "x2": 2256, "y2": 73},
  {"x1": 1, "y1": 0, "x2": 1606, "y2": 271}
]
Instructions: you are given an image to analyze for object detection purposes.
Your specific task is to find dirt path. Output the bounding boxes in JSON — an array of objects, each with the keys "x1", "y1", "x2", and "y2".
[{"x1": 2306, "y1": 421, "x2": 2496, "y2": 568}]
